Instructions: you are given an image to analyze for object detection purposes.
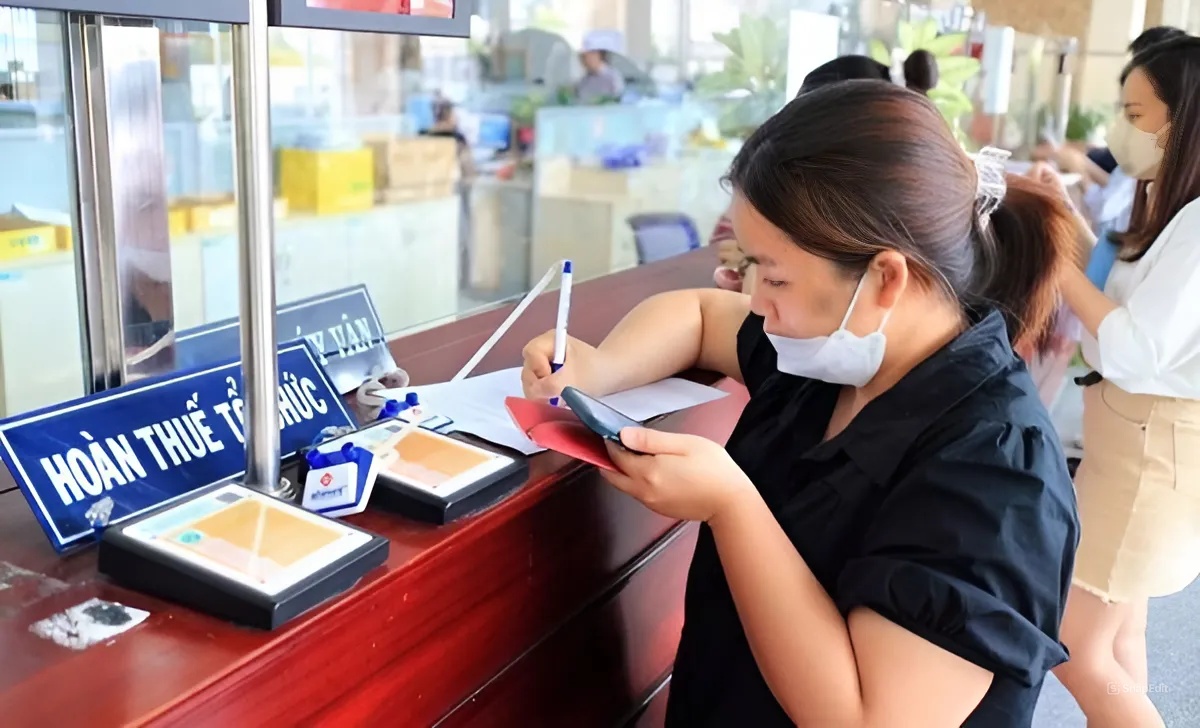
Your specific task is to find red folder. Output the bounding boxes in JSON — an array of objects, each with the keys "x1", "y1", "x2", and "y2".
[{"x1": 504, "y1": 397, "x2": 618, "y2": 471}]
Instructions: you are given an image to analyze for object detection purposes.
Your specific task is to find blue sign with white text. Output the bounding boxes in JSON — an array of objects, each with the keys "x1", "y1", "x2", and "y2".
[
  {"x1": 0, "y1": 341, "x2": 355, "y2": 554},
  {"x1": 176, "y1": 286, "x2": 396, "y2": 394}
]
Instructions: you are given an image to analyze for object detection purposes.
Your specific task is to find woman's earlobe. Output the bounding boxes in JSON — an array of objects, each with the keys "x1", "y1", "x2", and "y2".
[{"x1": 875, "y1": 254, "x2": 910, "y2": 308}]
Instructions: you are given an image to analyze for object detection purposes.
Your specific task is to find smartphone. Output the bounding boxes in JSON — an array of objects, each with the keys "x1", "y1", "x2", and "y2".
[{"x1": 559, "y1": 387, "x2": 643, "y2": 450}]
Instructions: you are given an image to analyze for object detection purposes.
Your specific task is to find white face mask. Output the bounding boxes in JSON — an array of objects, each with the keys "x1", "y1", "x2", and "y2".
[
  {"x1": 766, "y1": 275, "x2": 893, "y2": 387},
  {"x1": 1107, "y1": 114, "x2": 1165, "y2": 180}
]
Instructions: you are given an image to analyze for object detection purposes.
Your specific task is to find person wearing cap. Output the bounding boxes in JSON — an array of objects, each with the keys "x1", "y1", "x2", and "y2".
[{"x1": 576, "y1": 33, "x2": 625, "y2": 104}]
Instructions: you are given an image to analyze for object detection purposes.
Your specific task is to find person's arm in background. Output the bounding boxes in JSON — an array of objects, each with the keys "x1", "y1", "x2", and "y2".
[
  {"x1": 710, "y1": 206, "x2": 748, "y2": 292},
  {"x1": 521, "y1": 289, "x2": 750, "y2": 398},
  {"x1": 1062, "y1": 204, "x2": 1200, "y2": 387}
]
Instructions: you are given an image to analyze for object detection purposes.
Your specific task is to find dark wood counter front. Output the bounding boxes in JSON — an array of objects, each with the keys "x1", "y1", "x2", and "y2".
[{"x1": 0, "y1": 248, "x2": 749, "y2": 727}]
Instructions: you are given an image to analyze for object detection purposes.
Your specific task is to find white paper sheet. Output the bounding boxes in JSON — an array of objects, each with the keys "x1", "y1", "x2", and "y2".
[{"x1": 379, "y1": 368, "x2": 728, "y2": 455}]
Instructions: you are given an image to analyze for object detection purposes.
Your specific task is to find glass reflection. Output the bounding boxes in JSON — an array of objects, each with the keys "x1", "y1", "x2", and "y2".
[{"x1": 0, "y1": 8, "x2": 85, "y2": 417}]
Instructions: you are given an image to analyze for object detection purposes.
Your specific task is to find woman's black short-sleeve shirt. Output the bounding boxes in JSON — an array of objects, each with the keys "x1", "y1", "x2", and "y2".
[{"x1": 665, "y1": 308, "x2": 1080, "y2": 727}]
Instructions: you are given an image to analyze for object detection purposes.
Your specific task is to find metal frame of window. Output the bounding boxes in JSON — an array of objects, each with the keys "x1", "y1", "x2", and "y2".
[
  {"x1": 3, "y1": 0, "x2": 247, "y2": 23},
  {"x1": 269, "y1": 0, "x2": 470, "y2": 39}
]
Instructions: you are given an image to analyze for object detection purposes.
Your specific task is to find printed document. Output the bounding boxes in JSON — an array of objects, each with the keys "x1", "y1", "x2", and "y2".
[{"x1": 380, "y1": 368, "x2": 727, "y2": 455}]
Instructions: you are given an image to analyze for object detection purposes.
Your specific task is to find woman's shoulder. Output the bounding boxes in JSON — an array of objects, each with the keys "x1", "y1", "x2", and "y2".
[
  {"x1": 1159, "y1": 197, "x2": 1200, "y2": 242},
  {"x1": 906, "y1": 366, "x2": 1075, "y2": 511}
]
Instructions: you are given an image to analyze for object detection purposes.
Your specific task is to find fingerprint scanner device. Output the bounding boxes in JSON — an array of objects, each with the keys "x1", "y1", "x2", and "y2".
[
  {"x1": 98, "y1": 484, "x2": 389, "y2": 630},
  {"x1": 354, "y1": 418, "x2": 528, "y2": 525}
]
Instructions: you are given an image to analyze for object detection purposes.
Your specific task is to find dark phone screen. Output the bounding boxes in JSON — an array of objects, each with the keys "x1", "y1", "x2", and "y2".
[{"x1": 560, "y1": 387, "x2": 641, "y2": 441}]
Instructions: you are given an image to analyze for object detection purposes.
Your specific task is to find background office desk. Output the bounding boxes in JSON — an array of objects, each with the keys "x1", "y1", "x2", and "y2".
[{"x1": 0, "y1": 248, "x2": 745, "y2": 727}]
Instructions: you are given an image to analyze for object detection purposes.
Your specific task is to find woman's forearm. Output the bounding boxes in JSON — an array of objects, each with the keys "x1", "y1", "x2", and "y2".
[
  {"x1": 590, "y1": 288, "x2": 748, "y2": 394},
  {"x1": 710, "y1": 494, "x2": 866, "y2": 726},
  {"x1": 1061, "y1": 265, "x2": 1118, "y2": 337},
  {"x1": 1081, "y1": 157, "x2": 1111, "y2": 189},
  {"x1": 590, "y1": 290, "x2": 709, "y2": 395},
  {"x1": 1068, "y1": 206, "x2": 1098, "y2": 266}
]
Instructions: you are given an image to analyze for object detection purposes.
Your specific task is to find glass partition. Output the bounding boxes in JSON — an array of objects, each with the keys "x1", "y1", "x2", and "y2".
[
  {"x1": 0, "y1": 8, "x2": 85, "y2": 417},
  {"x1": 157, "y1": 22, "x2": 243, "y2": 333},
  {"x1": 231, "y1": 0, "x2": 911, "y2": 341},
  {"x1": 0, "y1": 0, "x2": 1063, "y2": 390}
]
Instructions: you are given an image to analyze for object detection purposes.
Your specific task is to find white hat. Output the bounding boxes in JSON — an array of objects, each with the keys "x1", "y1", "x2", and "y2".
[{"x1": 582, "y1": 30, "x2": 624, "y2": 54}]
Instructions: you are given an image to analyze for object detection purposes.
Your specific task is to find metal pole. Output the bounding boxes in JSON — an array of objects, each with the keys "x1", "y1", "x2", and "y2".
[
  {"x1": 230, "y1": 4, "x2": 284, "y2": 496},
  {"x1": 66, "y1": 15, "x2": 124, "y2": 395},
  {"x1": 1053, "y1": 38, "x2": 1077, "y2": 147}
]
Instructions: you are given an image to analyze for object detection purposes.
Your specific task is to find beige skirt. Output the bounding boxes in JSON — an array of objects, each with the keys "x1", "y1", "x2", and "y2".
[{"x1": 1073, "y1": 379, "x2": 1200, "y2": 602}]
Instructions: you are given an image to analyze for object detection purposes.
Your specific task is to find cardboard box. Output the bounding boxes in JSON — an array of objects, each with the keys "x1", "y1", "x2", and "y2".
[
  {"x1": 9, "y1": 204, "x2": 72, "y2": 251},
  {"x1": 168, "y1": 207, "x2": 189, "y2": 239},
  {"x1": 279, "y1": 148, "x2": 375, "y2": 215},
  {"x1": 180, "y1": 197, "x2": 238, "y2": 232},
  {"x1": 378, "y1": 182, "x2": 459, "y2": 205},
  {"x1": 364, "y1": 136, "x2": 459, "y2": 202},
  {"x1": 0, "y1": 216, "x2": 57, "y2": 261},
  {"x1": 170, "y1": 197, "x2": 289, "y2": 235}
]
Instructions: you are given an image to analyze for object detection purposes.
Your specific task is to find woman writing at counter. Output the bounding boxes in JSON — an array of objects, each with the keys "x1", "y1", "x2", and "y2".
[
  {"x1": 524, "y1": 81, "x2": 1079, "y2": 727},
  {"x1": 1031, "y1": 36, "x2": 1200, "y2": 728}
]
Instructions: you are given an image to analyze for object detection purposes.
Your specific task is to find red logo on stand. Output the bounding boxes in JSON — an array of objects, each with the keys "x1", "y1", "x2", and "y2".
[{"x1": 320, "y1": 473, "x2": 334, "y2": 487}]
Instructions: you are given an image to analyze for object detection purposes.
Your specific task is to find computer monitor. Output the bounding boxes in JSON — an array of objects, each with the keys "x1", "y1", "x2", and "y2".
[{"x1": 476, "y1": 113, "x2": 512, "y2": 152}]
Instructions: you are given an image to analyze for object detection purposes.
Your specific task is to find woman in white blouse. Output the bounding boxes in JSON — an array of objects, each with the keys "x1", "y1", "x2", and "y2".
[{"x1": 1033, "y1": 36, "x2": 1200, "y2": 727}]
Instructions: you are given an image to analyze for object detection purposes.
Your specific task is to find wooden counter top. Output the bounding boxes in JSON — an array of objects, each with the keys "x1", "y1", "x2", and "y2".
[{"x1": 0, "y1": 248, "x2": 747, "y2": 727}]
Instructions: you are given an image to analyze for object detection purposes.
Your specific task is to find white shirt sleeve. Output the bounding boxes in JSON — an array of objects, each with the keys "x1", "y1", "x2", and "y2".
[{"x1": 1096, "y1": 204, "x2": 1200, "y2": 387}]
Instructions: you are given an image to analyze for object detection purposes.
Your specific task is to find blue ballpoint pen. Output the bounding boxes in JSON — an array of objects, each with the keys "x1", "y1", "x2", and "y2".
[{"x1": 549, "y1": 260, "x2": 574, "y2": 407}]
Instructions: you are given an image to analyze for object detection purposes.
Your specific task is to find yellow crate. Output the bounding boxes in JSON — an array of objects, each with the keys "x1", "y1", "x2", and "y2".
[
  {"x1": 179, "y1": 198, "x2": 238, "y2": 233},
  {"x1": 46, "y1": 225, "x2": 71, "y2": 251},
  {"x1": 279, "y1": 148, "x2": 375, "y2": 216},
  {"x1": 0, "y1": 216, "x2": 56, "y2": 260},
  {"x1": 168, "y1": 207, "x2": 189, "y2": 239},
  {"x1": 170, "y1": 197, "x2": 289, "y2": 237}
]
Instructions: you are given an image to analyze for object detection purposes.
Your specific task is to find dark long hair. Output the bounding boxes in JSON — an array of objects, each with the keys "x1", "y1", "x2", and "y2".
[
  {"x1": 903, "y1": 50, "x2": 939, "y2": 94},
  {"x1": 800, "y1": 55, "x2": 890, "y2": 94},
  {"x1": 1129, "y1": 26, "x2": 1186, "y2": 55},
  {"x1": 726, "y1": 81, "x2": 1075, "y2": 352},
  {"x1": 1117, "y1": 36, "x2": 1200, "y2": 261}
]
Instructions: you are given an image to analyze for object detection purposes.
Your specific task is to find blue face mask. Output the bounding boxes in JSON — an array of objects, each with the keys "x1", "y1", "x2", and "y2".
[{"x1": 765, "y1": 275, "x2": 893, "y2": 387}]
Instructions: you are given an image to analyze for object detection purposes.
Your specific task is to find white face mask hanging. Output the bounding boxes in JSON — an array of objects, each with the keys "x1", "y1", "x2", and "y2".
[{"x1": 766, "y1": 275, "x2": 893, "y2": 387}]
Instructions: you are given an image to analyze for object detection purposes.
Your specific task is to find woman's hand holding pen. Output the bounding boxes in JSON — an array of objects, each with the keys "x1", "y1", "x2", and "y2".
[{"x1": 521, "y1": 331, "x2": 601, "y2": 401}]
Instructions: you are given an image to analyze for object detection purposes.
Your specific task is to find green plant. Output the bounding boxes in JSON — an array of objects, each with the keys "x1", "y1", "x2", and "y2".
[
  {"x1": 693, "y1": 13, "x2": 789, "y2": 139},
  {"x1": 510, "y1": 91, "x2": 548, "y2": 128},
  {"x1": 869, "y1": 19, "x2": 981, "y2": 140},
  {"x1": 1066, "y1": 105, "x2": 1108, "y2": 142},
  {"x1": 1034, "y1": 104, "x2": 1109, "y2": 143}
]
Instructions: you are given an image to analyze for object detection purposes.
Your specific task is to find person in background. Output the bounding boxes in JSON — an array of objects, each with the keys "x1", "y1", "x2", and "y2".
[
  {"x1": 711, "y1": 55, "x2": 892, "y2": 293},
  {"x1": 1030, "y1": 36, "x2": 1200, "y2": 728},
  {"x1": 422, "y1": 100, "x2": 475, "y2": 288},
  {"x1": 424, "y1": 99, "x2": 471, "y2": 164},
  {"x1": 1052, "y1": 26, "x2": 1186, "y2": 188},
  {"x1": 0, "y1": 83, "x2": 12, "y2": 101},
  {"x1": 525, "y1": 81, "x2": 1079, "y2": 726},
  {"x1": 575, "y1": 33, "x2": 625, "y2": 104},
  {"x1": 903, "y1": 49, "x2": 939, "y2": 95}
]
